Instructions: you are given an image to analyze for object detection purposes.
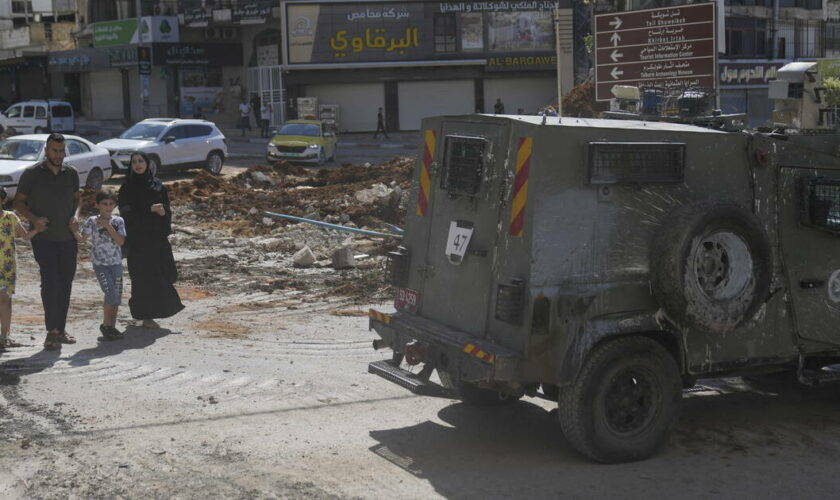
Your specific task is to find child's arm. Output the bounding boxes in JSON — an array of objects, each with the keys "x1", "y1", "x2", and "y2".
[
  {"x1": 103, "y1": 223, "x2": 125, "y2": 246},
  {"x1": 15, "y1": 221, "x2": 43, "y2": 240}
]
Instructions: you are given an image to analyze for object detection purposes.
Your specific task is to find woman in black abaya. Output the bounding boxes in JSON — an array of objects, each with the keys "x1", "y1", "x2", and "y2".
[{"x1": 118, "y1": 151, "x2": 184, "y2": 327}]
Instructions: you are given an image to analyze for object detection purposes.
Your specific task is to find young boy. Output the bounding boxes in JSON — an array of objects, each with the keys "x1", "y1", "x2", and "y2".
[{"x1": 76, "y1": 190, "x2": 126, "y2": 340}]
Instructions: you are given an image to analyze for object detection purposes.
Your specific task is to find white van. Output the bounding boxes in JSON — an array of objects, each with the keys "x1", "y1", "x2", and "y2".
[{"x1": 0, "y1": 99, "x2": 75, "y2": 135}]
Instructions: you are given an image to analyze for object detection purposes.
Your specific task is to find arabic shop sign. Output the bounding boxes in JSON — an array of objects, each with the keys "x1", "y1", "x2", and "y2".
[
  {"x1": 47, "y1": 48, "x2": 109, "y2": 72},
  {"x1": 719, "y1": 62, "x2": 785, "y2": 86},
  {"x1": 152, "y1": 43, "x2": 243, "y2": 66},
  {"x1": 232, "y1": 0, "x2": 273, "y2": 23},
  {"x1": 287, "y1": 1, "x2": 559, "y2": 66},
  {"x1": 93, "y1": 19, "x2": 139, "y2": 47}
]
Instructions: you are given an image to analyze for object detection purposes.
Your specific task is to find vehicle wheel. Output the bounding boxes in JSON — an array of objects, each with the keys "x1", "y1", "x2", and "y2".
[
  {"x1": 438, "y1": 370, "x2": 520, "y2": 406},
  {"x1": 317, "y1": 149, "x2": 326, "y2": 166},
  {"x1": 651, "y1": 203, "x2": 771, "y2": 333},
  {"x1": 34, "y1": 127, "x2": 46, "y2": 134},
  {"x1": 0, "y1": 125, "x2": 4, "y2": 134},
  {"x1": 148, "y1": 155, "x2": 161, "y2": 176},
  {"x1": 85, "y1": 167, "x2": 104, "y2": 190},
  {"x1": 558, "y1": 336, "x2": 682, "y2": 463},
  {"x1": 206, "y1": 151, "x2": 224, "y2": 175}
]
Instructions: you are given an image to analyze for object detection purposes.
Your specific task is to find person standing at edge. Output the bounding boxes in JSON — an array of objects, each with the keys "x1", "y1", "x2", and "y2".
[
  {"x1": 118, "y1": 151, "x2": 184, "y2": 328},
  {"x1": 238, "y1": 99, "x2": 252, "y2": 136},
  {"x1": 260, "y1": 101, "x2": 272, "y2": 138},
  {"x1": 13, "y1": 133, "x2": 81, "y2": 350},
  {"x1": 494, "y1": 97, "x2": 505, "y2": 114}
]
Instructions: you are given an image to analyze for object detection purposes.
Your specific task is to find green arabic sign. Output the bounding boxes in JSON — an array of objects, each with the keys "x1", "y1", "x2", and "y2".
[{"x1": 93, "y1": 19, "x2": 139, "y2": 47}]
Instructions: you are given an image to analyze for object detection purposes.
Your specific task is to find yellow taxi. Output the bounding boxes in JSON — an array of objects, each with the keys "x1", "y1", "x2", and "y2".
[{"x1": 266, "y1": 120, "x2": 337, "y2": 166}]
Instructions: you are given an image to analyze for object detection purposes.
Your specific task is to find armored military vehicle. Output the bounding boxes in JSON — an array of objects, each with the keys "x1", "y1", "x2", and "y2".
[{"x1": 367, "y1": 88, "x2": 840, "y2": 463}]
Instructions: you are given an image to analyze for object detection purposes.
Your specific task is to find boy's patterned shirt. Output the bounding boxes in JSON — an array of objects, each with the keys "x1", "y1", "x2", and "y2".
[{"x1": 82, "y1": 215, "x2": 125, "y2": 266}]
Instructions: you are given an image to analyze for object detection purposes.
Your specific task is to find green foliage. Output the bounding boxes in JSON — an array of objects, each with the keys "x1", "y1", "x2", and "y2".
[{"x1": 824, "y1": 77, "x2": 840, "y2": 106}]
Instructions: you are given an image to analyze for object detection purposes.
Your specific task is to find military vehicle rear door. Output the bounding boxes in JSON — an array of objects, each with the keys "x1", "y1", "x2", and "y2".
[
  {"x1": 418, "y1": 121, "x2": 509, "y2": 336},
  {"x1": 779, "y1": 167, "x2": 840, "y2": 346}
]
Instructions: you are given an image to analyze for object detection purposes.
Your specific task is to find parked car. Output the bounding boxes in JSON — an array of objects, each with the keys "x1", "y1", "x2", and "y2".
[
  {"x1": 97, "y1": 118, "x2": 228, "y2": 175},
  {"x1": 0, "y1": 134, "x2": 113, "y2": 198},
  {"x1": 0, "y1": 99, "x2": 75, "y2": 135},
  {"x1": 266, "y1": 120, "x2": 337, "y2": 166}
]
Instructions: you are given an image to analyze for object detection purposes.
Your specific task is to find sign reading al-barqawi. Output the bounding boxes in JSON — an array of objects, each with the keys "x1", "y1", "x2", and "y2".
[
  {"x1": 93, "y1": 17, "x2": 179, "y2": 47},
  {"x1": 286, "y1": 0, "x2": 560, "y2": 66}
]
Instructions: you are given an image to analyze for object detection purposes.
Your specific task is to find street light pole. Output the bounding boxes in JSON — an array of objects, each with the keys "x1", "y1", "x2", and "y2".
[{"x1": 554, "y1": 2, "x2": 563, "y2": 117}]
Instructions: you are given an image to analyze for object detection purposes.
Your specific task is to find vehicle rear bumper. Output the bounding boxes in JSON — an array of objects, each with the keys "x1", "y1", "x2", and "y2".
[{"x1": 367, "y1": 309, "x2": 520, "y2": 384}]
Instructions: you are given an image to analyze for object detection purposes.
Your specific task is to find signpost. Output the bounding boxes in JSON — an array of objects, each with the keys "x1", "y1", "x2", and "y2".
[{"x1": 594, "y1": 3, "x2": 716, "y2": 101}]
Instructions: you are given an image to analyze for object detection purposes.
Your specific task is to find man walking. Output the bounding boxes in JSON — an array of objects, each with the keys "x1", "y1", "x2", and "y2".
[
  {"x1": 373, "y1": 107, "x2": 388, "y2": 139},
  {"x1": 13, "y1": 133, "x2": 80, "y2": 350}
]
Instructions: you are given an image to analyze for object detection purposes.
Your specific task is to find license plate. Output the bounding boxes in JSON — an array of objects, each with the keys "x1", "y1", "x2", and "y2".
[
  {"x1": 395, "y1": 288, "x2": 419, "y2": 313},
  {"x1": 284, "y1": 152, "x2": 300, "y2": 157}
]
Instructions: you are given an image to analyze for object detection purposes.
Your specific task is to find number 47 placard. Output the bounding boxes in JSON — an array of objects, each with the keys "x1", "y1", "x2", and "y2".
[{"x1": 445, "y1": 221, "x2": 474, "y2": 265}]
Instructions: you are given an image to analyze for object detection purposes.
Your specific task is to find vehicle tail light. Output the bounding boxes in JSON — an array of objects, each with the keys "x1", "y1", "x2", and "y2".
[
  {"x1": 495, "y1": 278, "x2": 526, "y2": 325},
  {"x1": 386, "y1": 246, "x2": 410, "y2": 287}
]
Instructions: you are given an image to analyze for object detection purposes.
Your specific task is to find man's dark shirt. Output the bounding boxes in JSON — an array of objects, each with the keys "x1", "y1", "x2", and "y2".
[{"x1": 17, "y1": 162, "x2": 79, "y2": 242}]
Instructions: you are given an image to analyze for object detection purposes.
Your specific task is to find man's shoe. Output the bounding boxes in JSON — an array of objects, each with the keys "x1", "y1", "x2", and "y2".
[
  {"x1": 142, "y1": 319, "x2": 160, "y2": 329},
  {"x1": 57, "y1": 331, "x2": 76, "y2": 344},
  {"x1": 44, "y1": 330, "x2": 62, "y2": 351}
]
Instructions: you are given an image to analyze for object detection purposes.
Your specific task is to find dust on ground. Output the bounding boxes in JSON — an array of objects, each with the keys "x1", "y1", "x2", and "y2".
[{"x1": 82, "y1": 158, "x2": 414, "y2": 304}]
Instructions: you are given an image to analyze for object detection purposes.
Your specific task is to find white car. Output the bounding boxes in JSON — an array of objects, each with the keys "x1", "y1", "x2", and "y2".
[
  {"x1": 97, "y1": 118, "x2": 228, "y2": 176},
  {"x1": 0, "y1": 99, "x2": 75, "y2": 135},
  {"x1": 0, "y1": 134, "x2": 113, "y2": 198}
]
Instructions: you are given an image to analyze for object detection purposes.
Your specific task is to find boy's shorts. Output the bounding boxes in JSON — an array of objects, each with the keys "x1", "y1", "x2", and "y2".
[{"x1": 93, "y1": 264, "x2": 123, "y2": 306}]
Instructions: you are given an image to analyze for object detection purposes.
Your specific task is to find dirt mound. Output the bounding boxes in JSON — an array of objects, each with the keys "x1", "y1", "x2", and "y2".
[{"x1": 167, "y1": 158, "x2": 414, "y2": 237}]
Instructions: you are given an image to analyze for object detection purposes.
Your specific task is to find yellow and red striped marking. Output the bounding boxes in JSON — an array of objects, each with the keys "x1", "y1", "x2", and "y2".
[
  {"x1": 463, "y1": 343, "x2": 495, "y2": 364},
  {"x1": 416, "y1": 130, "x2": 436, "y2": 216},
  {"x1": 368, "y1": 309, "x2": 391, "y2": 324},
  {"x1": 508, "y1": 137, "x2": 532, "y2": 237}
]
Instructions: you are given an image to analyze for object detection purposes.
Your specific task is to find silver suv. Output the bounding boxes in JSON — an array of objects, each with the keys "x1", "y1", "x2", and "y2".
[{"x1": 97, "y1": 118, "x2": 228, "y2": 175}]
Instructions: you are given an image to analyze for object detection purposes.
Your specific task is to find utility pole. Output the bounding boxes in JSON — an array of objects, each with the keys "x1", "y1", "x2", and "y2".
[
  {"x1": 136, "y1": 0, "x2": 149, "y2": 118},
  {"x1": 554, "y1": 2, "x2": 563, "y2": 117}
]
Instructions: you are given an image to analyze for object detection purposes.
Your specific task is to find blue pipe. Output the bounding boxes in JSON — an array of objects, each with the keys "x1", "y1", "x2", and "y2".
[{"x1": 263, "y1": 211, "x2": 403, "y2": 238}]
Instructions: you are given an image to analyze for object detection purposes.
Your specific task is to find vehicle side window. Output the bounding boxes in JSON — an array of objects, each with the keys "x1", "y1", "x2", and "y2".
[
  {"x1": 35, "y1": 106, "x2": 47, "y2": 118},
  {"x1": 441, "y1": 135, "x2": 487, "y2": 197},
  {"x1": 66, "y1": 140, "x2": 90, "y2": 156},
  {"x1": 802, "y1": 177, "x2": 840, "y2": 233},
  {"x1": 166, "y1": 126, "x2": 189, "y2": 140},
  {"x1": 187, "y1": 125, "x2": 212, "y2": 138},
  {"x1": 6, "y1": 106, "x2": 21, "y2": 118},
  {"x1": 51, "y1": 105, "x2": 72, "y2": 117},
  {"x1": 22, "y1": 106, "x2": 35, "y2": 118}
]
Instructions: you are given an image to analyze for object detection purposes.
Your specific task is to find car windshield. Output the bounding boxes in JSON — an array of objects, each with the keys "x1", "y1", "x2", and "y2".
[
  {"x1": 0, "y1": 139, "x2": 44, "y2": 161},
  {"x1": 120, "y1": 123, "x2": 166, "y2": 141},
  {"x1": 278, "y1": 123, "x2": 320, "y2": 137}
]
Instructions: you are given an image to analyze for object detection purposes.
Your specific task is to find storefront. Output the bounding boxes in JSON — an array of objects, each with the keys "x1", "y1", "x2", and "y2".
[
  {"x1": 282, "y1": 0, "x2": 570, "y2": 131},
  {"x1": 0, "y1": 56, "x2": 51, "y2": 106},
  {"x1": 719, "y1": 61, "x2": 788, "y2": 128}
]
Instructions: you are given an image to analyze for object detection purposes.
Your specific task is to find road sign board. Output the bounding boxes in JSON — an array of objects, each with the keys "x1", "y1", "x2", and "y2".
[{"x1": 594, "y1": 3, "x2": 716, "y2": 101}]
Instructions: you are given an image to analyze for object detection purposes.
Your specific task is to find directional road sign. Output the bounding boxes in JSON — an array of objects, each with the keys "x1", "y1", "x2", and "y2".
[{"x1": 594, "y1": 3, "x2": 716, "y2": 101}]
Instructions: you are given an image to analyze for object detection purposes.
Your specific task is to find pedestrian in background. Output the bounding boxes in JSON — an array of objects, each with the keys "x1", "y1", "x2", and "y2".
[
  {"x1": 238, "y1": 99, "x2": 252, "y2": 136},
  {"x1": 260, "y1": 101, "x2": 273, "y2": 138},
  {"x1": 75, "y1": 190, "x2": 126, "y2": 341},
  {"x1": 373, "y1": 107, "x2": 388, "y2": 139},
  {"x1": 0, "y1": 186, "x2": 42, "y2": 353},
  {"x1": 494, "y1": 98, "x2": 505, "y2": 114},
  {"x1": 118, "y1": 152, "x2": 184, "y2": 329},
  {"x1": 13, "y1": 133, "x2": 81, "y2": 350}
]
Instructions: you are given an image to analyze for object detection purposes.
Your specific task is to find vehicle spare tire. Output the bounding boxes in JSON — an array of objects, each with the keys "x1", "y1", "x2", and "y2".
[{"x1": 651, "y1": 203, "x2": 771, "y2": 333}]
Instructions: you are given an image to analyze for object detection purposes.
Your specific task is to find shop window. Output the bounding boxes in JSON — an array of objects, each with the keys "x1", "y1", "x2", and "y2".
[{"x1": 434, "y1": 13, "x2": 457, "y2": 53}]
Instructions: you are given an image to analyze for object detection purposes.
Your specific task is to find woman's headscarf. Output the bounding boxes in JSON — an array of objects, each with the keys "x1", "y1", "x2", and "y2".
[{"x1": 126, "y1": 151, "x2": 163, "y2": 192}]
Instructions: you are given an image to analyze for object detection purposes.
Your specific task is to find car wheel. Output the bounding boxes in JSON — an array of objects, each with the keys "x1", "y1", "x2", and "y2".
[
  {"x1": 558, "y1": 336, "x2": 682, "y2": 463},
  {"x1": 317, "y1": 149, "x2": 326, "y2": 166},
  {"x1": 206, "y1": 151, "x2": 224, "y2": 175},
  {"x1": 0, "y1": 125, "x2": 4, "y2": 134},
  {"x1": 85, "y1": 167, "x2": 104, "y2": 190}
]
